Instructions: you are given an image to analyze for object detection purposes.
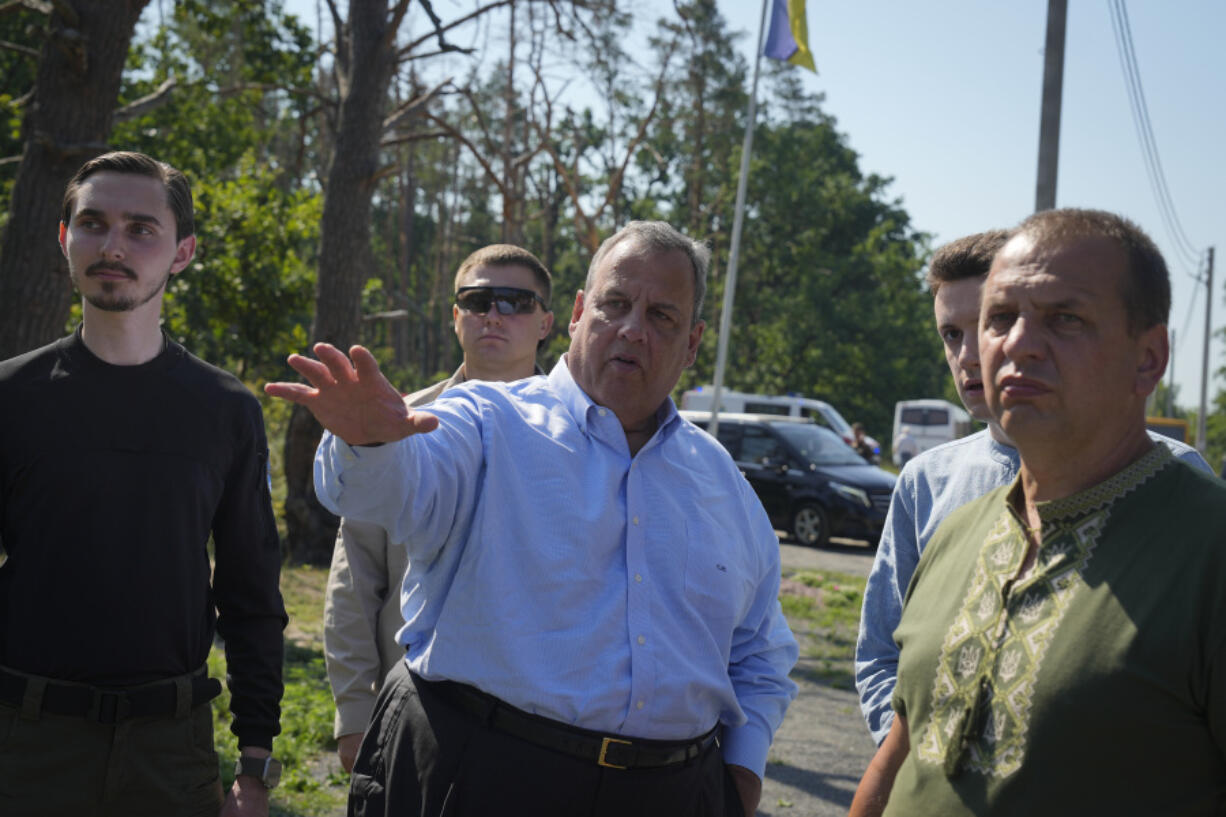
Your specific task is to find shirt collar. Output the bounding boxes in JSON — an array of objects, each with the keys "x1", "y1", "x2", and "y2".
[{"x1": 548, "y1": 355, "x2": 682, "y2": 441}]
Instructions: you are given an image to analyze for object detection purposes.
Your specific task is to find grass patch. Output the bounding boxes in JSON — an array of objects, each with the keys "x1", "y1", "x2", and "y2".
[
  {"x1": 779, "y1": 569, "x2": 865, "y2": 690},
  {"x1": 210, "y1": 563, "x2": 347, "y2": 816}
]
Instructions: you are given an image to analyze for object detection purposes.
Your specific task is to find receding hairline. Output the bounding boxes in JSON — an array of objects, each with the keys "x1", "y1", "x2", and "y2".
[{"x1": 585, "y1": 221, "x2": 710, "y2": 328}]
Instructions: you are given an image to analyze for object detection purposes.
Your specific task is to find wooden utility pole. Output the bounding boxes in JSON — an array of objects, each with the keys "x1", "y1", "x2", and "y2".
[
  {"x1": 1197, "y1": 247, "x2": 1214, "y2": 451},
  {"x1": 1034, "y1": 0, "x2": 1068, "y2": 212}
]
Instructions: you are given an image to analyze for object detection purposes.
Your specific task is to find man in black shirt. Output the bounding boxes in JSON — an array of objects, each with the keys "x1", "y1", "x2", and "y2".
[{"x1": 0, "y1": 151, "x2": 286, "y2": 817}]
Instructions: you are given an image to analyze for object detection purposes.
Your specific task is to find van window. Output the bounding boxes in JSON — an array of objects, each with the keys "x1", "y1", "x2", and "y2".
[
  {"x1": 740, "y1": 427, "x2": 785, "y2": 464},
  {"x1": 803, "y1": 408, "x2": 834, "y2": 430},
  {"x1": 744, "y1": 401, "x2": 789, "y2": 416},
  {"x1": 900, "y1": 407, "x2": 949, "y2": 426},
  {"x1": 773, "y1": 423, "x2": 866, "y2": 466}
]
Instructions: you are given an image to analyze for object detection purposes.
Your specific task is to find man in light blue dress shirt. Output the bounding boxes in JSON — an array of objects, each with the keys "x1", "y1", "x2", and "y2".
[{"x1": 268, "y1": 221, "x2": 798, "y2": 816}]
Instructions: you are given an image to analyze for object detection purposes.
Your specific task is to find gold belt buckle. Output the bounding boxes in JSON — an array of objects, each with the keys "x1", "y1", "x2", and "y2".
[{"x1": 597, "y1": 736, "x2": 631, "y2": 769}]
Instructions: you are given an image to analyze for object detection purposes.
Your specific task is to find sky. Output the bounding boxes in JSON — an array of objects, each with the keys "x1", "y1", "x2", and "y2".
[
  {"x1": 716, "y1": 0, "x2": 1225, "y2": 415},
  {"x1": 283, "y1": 0, "x2": 1225, "y2": 414}
]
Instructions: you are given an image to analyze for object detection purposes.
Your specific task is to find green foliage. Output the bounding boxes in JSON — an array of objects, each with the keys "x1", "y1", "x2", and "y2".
[
  {"x1": 105, "y1": 2, "x2": 322, "y2": 382},
  {"x1": 678, "y1": 113, "x2": 944, "y2": 440},
  {"x1": 160, "y1": 156, "x2": 319, "y2": 382},
  {"x1": 779, "y1": 569, "x2": 866, "y2": 689},
  {"x1": 0, "y1": 3, "x2": 43, "y2": 219},
  {"x1": 210, "y1": 564, "x2": 348, "y2": 815}
]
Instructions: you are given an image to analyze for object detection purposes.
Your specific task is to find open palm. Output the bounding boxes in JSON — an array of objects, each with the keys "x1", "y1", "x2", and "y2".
[{"x1": 265, "y1": 343, "x2": 438, "y2": 445}]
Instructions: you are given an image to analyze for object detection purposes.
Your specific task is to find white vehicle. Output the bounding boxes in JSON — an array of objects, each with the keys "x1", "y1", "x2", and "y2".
[
  {"x1": 680, "y1": 387, "x2": 880, "y2": 456},
  {"x1": 891, "y1": 399, "x2": 974, "y2": 464}
]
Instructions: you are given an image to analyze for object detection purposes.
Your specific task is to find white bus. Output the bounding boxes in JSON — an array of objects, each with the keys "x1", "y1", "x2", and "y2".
[{"x1": 892, "y1": 399, "x2": 974, "y2": 464}]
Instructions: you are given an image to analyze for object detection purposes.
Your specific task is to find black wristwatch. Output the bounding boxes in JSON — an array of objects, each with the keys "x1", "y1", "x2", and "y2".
[{"x1": 234, "y1": 755, "x2": 282, "y2": 789}]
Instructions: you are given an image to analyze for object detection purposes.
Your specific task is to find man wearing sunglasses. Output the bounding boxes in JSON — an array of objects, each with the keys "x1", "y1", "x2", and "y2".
[
  {"x1": 324, "y1": 244, "x2": 553, "y2": 773},
  {"x1": 268, "y1": 220, "x2": 797, "y2": 817}
]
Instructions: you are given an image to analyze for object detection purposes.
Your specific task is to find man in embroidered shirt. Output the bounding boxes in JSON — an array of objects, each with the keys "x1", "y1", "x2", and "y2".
[
  {"x1": 849, "y1": 209, "x2": 1226, "y2": 816},
  {"x1": 853, "y1": 230, "x2": 1210, "y2": 746},
  {"x1": 323, "y1": 244, "x2": 553, "y2": 773},
  {"x1": 268, "y1": 221, "x2": 798, "y2": 816}
]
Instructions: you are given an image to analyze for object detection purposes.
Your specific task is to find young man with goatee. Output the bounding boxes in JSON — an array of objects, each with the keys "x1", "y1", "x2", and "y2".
[{"x1": 0, "y1": 151, "x2": 286, "y2": 817}]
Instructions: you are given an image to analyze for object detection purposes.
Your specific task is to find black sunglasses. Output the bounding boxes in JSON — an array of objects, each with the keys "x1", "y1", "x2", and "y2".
[{"x1": 455, "y1": 286, "x2": 548, "y2": 316}]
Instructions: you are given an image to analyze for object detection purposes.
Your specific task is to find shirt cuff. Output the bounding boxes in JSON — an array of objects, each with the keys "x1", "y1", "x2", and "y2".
[
  {"x1": 334, "y1": 697, "x2": 377, "y2": 739},
  {"x1": 315, "y1": 432, "x2": 404, "y2": 515},
  {"x1": 720, "y1": 719, "x2": 772, "y2": 779}
]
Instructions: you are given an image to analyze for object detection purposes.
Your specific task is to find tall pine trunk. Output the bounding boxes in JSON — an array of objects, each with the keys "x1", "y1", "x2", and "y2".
[
  {"x1": 283, "y1": 0, "x2": 400, "y2": 564},
  {"x1": 0, "y1": 1, "x2": 150, "y2": 358}
]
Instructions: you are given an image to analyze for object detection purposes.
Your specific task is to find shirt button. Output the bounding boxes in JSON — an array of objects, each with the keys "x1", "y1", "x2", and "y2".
[
  {"x1": 636, "y1": 700, "x2": 645, "y2": 710},
  {"x1": 598, "y1": 408, "x2": 607, "y2": 417},
  {"x1": 633, "y1": 516, "x2": 640, "y2": 525},
  {"x1": 634, "y1": 574, "x2": 643, "y2": 583},
  {"x1": 637, "y1": 635, "x2": 646, "y2": 645}
]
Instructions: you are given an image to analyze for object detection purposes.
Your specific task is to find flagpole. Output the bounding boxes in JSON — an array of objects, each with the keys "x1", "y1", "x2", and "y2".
[{"x1": 708, "y1": 0, "x2": 770, "y2": 439}]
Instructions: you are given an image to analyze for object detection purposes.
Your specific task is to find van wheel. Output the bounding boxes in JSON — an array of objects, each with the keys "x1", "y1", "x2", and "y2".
[{"x1": 791, "y1": 504, "x2": 830, "y2": 548}]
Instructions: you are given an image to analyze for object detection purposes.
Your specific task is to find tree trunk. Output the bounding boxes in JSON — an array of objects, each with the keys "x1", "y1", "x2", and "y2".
[
  {"x1": 0, "y1": 1, "x2": 150, "y2": 359},
  {"x1": 283, "y1": 0, "x2": 400, "y2": 564}
]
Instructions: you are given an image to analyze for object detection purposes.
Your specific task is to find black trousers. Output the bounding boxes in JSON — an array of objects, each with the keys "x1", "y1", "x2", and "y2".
[{"x1": 349, "y1": 661, "x2": 746, "y2": 817}]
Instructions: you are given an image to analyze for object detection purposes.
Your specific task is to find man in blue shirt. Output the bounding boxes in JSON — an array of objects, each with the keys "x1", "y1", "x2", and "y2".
[
  {"x1": 854, "y1": 229, "x2": 1211, "y2": 747},
  {"x1": 267, "y1": 221, "x2": 798, "y2": 816}
]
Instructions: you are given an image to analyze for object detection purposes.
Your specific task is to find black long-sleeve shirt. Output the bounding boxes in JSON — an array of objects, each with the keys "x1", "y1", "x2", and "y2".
[{"x1": 0, "y1": 330, "x2": 286, "y2": 748}]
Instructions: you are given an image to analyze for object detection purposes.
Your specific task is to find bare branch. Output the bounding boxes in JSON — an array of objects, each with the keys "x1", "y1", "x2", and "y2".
[
  {"x1": 0, "y1": 0, "x2": 52, "y2": 17},
  {"x1": 369, "y1": 161, "x2": 401, "y2": 187},
  {"x1": 414, "y1": 0, "x2": 477, "y2": 55},
  {"x1": 323, "y1": 0, "x2": 343, "y2": 40},
  {"x1": 0, "y1": 154, "x2": 22, "y2": 166},
  {"x1": 423, "y1": 110, "x2": 508, "y2": 199},
  {"x1": 0, "y1": 38, "x2": 38, "y2": 57},
  {"x1": 382, "y1": 76, "x2": 450, "y2": 131},
  {"x1": 397, "y1": 0, "x2": 511, "y2": 59},
  {"x1": 380, "y1": 129, "x2": 449, "y2": 148},
  {"x1": 589, "y1": 36, "x2": 677, "y2": 224},
  {"x1": 384, "y1": 0, "x2": 412, "y2": 51},
  {"x1": 111, "y1": 77, "x2": 177, "y2": 124},
  {"x1": 451, "y1": 80, "x2": 495, "y2": 154}
]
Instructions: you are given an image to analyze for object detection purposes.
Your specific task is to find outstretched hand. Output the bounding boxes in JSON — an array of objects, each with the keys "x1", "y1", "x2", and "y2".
[{"x1": 264, "y1": 343, "x2": 439, "y2": 446}]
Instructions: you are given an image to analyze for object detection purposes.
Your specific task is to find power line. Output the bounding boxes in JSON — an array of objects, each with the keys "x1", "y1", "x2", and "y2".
[
  {"x1": 1180, "y1": 253, "x2": 1206, "y2": 341},
  {"x1": 1107, "y1": 0, "x2": 1203, "y2": 273},
  {"x1": 1110, "y1": 0, "x2": 1201, "y2": 267}
]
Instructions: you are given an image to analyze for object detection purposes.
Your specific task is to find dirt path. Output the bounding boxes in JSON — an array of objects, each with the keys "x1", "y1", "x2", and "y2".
[
  {"x1": 753, "y1": 539, "x2": 878, "y2": 815},
  {"x1": 757, "y1": 667, "x2": 875, "y2": 816}
]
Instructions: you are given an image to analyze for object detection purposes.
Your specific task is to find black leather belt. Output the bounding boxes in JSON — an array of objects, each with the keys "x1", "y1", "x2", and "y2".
[
  {"x1": 425, "y1": 676, "x2": 718, "y2": 770},
  {"x1": 0, "y1": 666, "x2": 221, "y2": 725}
]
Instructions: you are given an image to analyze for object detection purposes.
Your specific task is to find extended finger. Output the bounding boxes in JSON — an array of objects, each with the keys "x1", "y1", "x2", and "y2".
[
  {"x1": 314, "y1": 342, "x2": 359, "y2": 385},
  {"x1": 264, "y1": 381, "x2": 319, "y2": 404},
  {"x1": 349, "y1": 345, "x2": 385, "y2": 386},
  {"x1": 285, "y1": 353, "x2": 336, "y2": 388}
]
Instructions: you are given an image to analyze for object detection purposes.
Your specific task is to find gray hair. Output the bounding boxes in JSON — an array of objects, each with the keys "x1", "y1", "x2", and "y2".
[{"x1": 586, "y1": 221, "x2": 710, "y2": 327}]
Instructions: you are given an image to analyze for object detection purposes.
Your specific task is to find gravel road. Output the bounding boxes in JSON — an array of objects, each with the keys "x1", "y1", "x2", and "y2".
[{"x1": 755, "y1": 538, "x2": 879, "y2": 816}]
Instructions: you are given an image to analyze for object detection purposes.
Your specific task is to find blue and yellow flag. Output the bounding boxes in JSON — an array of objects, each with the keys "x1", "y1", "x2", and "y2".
[{"x1": 763, "y1": 0, "x2": 816, "y2": 72}]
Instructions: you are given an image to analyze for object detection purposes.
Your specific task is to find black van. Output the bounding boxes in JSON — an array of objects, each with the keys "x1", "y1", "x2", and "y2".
[{"x1": 682, "y1": 411, "x2": 896, "y2": 548}]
